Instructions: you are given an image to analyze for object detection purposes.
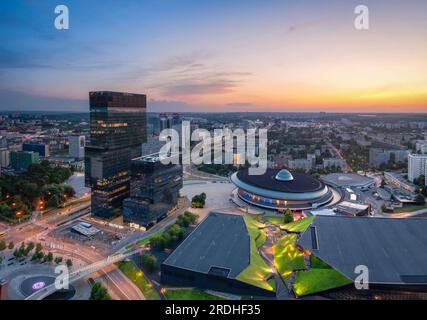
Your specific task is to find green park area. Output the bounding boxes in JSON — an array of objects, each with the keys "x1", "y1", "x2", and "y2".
[
  {"x1": 282, "y1": 216, "x2": 314, "y2": 233},
  {"x1": 117, "y1": 260, "x2": 161, "y2": 300},
  {"x1": 243, "y1": 215, "x2": 267, "y2": 248},
  {"x1": 262, "y1": 215, "x2": 286, "y2": 227},
  {"x1": 125, "y1": 211, "x2": 199, "y2": 252},
  {"x1": 125, "y1": 233, "x2": 161, "y2": 252},
  {"x1": 273, "y1": 234, "x2": 305, "y2": 285},
  {"x1": 263, "y1": 215, "x2": 314, "y2": 233},
  {"x1": 163, "y1": 288, "x2": 223, "y2": 300},
  {"x1": 292, "y1": 255, "x2": 352, "y2": 297},
  {"x1": 236, "y1": 215, "x2": 275, "y2": 292}
]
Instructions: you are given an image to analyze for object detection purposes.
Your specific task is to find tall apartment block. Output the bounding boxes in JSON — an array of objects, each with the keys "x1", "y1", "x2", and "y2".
[
  {"x1": 68, "y1": 135, "x2": 85, "y2": 160},
  {"x1": 85, "y1": 91, "x2": 147, "y2": 218},
  {"x1": 408, "y1": 154, "x2": 427, "y2": 185}
]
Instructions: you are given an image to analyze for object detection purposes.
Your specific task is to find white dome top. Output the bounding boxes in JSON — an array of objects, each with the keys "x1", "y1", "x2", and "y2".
[{"x1": 275, "y1": 169, "x2": 294, "y2": 182}]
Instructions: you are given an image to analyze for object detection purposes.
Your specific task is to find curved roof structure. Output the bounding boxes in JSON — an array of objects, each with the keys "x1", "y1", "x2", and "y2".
[
  {"x1": 231, "y1": 169, "x2": 335, "y2": 209},
  {"x1": 234, "y1": 168, "x2": 325, "y2": 194},
  {"x1": 275, "y1": 169, "x2": 294, "y2": 181}
]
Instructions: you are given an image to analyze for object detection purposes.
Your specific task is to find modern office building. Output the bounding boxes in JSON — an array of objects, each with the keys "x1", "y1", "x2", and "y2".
[
  {"x1": 408, "y1": 154, "x2": 427, "y2": 185},
  {"x1": 123, "y1": 153, "x2": 182, "y2": 228},
  {"x1": 85, "y1": 91, "x2": 147, "y2": 218},
  {"x1": 158, "y1": 113, "x2": 174, "y2": 132},
  {"x1": 22, "y1": 143, "x2": 49, "y2": 158},
  {"x1": 68, "y1": 135, "x2": 85, "y2": 159},
  {"x1": 10, "y1": 151, "x2": 40, "y2": 171},
  {"x1": 231, "y1": 168, "x2": 334, "y2": 210}
]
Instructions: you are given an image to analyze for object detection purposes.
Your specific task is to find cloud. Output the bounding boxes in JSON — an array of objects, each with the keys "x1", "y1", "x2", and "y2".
[
  {"x1": 163, "y1": 79, "x2": 239, "y2": 96},
  {"x1": 0, "y1": 90, "x2": 87, "y2": 111},
  {"x1": 120, "y1": 52, "x2": 252, "y2": 97}
]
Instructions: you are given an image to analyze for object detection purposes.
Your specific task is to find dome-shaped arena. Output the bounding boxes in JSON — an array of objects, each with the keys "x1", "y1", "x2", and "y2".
[{"x1": 231, "y1": 169, "x2": 334, "y2": 210}]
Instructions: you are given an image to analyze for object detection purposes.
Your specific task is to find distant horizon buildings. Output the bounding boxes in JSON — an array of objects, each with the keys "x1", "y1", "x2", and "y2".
[{"x1": 85, "y1": 91, "x2": 147, "y2": 219}]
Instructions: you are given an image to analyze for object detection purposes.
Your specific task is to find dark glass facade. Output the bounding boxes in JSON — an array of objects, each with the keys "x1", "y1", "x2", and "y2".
[
  {"x1": 123, "y1": 154, "x2": 183, "y2": 227},
  {"x1": 85, "y1": 91, "x2": 147, "y2": 218}
]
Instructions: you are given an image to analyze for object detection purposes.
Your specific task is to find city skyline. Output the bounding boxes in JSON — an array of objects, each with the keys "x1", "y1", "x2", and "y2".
[{"x1": 1, "y1": 0, "x2": 427, "y2": 113}]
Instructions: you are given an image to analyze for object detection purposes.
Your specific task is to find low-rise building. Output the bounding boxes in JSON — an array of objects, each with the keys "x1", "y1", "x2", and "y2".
[{"x1": 384, "y1": 171, "x2": 416, "y2": 193}]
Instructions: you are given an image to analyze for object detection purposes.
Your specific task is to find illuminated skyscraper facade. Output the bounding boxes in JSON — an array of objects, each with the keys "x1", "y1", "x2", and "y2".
[{"x1": 85, "y1": 91, "x2": 147, "y2": 218}]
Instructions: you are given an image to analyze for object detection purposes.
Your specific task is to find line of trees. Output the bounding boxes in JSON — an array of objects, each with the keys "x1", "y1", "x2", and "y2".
[
  {"x1": 149, "y1": 212, "x2": 199, "y2": 251},
  {"x1": 89, "y1": 282, "x2": 111, "y2": 300}
]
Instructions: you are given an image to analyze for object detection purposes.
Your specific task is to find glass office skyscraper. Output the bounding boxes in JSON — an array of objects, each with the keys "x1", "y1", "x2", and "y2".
[{"x1": 85, "y1": 91, "x2": 147, "y2": 218}]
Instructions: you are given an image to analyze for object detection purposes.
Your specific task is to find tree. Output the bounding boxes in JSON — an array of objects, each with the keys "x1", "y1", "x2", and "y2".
[
  {"x1": 191, "y1": 193, "x2": 207, "y2": 208},
  {"x1": 415, "y1": 194, "x2": 426, "y2": 206},
  {"x1": 0, "y1": 241, "x2": 6, "y2": 251},
  {"x1": 90, "y1": 282, "x2": 111, "y2": 300},
  {"x1": 283, "y1": 208, "x2": 293, "y2": 224},
  {"x1": 54, "y1": 256, "x2": 63, "y2": 264},
  {"x1": 46, "y1": 252, "x2": 53, "y2": 263},
  {"x1": 66, "y1": 258, "x2": 73, "y2": 268},
  {"x1": 35, "y1": 242, "x2": 42, "y2": 253},
  {"x1": 31, "y1": 251, "x2": 44, "y2": 261},
  {"x1": 8, "y1": 242, "x2": 14, "y2": 250},
  {"x1": 13, "y1": 249, "x2": 22, "y2": 259},
  {"x1": 140, "y1": 253, "x2": 157, "y2": 273}
]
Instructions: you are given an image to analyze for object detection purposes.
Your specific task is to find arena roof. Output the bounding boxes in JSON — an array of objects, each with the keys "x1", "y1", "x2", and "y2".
[
  {"x1": 321, "y1": 173, "x2": 375, "y2": 188},
  {"x1": 298, "y1": 216, "x2": 427, "y2": 285},
  {"x1": 236, "y1": 168, "x2": 324, "y2": 193},
  {"x1": 162, "y1": 212, "x2": 250, "y2": 278}
]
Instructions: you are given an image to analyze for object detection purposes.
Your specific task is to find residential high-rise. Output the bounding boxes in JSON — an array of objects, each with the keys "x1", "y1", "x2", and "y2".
[
  {"x1": 408, "y1": 154, "x2": 427, "y2": 185},
  {"x1": 68, "y1": 135, "x2": 85, "y2": 159},
  {"x1": 0, "y1": 148, "x2": 10, "y2": 167},
  {"x1": 85, "y1": 91, "x2": 147, "y2": 218}
]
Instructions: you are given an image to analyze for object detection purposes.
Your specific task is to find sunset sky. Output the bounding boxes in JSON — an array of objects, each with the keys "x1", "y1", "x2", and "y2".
[{"x1": 0, "y1": 0, "x2": 426, "y2": 112}]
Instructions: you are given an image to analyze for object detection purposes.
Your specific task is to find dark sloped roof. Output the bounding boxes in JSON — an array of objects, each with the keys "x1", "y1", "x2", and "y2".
[
  {"x1": 298, "y1": 216, "x2": 427, "y2": 285},
  {"x1": 236, "y1": 168, "x2": 324, "y2": 193},
  {"x1": 162, "y1": 212, "x2": 250, "y2": 278}
]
